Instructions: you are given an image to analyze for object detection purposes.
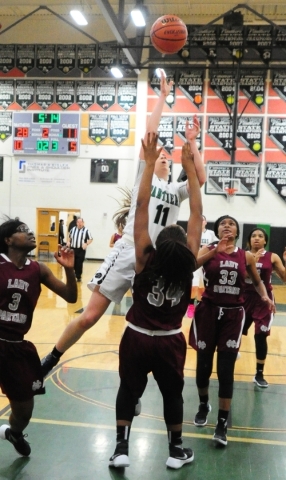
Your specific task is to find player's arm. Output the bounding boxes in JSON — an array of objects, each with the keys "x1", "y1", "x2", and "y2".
[
  {"x1": 109, "y1": 234, "x2": 115, "y2": 247},
  {"x1": 246, "y1": 251, "x2": 275, "y2": 312},
  {"x1": 139, "y1": 69, "x2": 173, "y2": 159},
  {"x1": 272, "y1": 251, "x2": 286, "y2": 282},
  {"x1": 185, "y1": 116, "x2": 206, "y2": 187},
  {"x1": 39, "y1": 245, "x2": 77, "y2": 303},
  {"x1": 135, "y1": 133, "x2": 162, "y2": 273},
  {"x1": 181, "y1": 143, "x2": 202, "y2": 258},
  {"x1": 196, "y1": 236, "x2": 229, "y2": 267}
]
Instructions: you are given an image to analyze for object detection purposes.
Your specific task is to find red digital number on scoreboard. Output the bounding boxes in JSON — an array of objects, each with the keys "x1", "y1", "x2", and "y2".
[
  {"x1": 68, "y1": 141, "x2": 77, "y2": 152},
  {"x1": 42, "y1": 128, "x2": 50, "y2": 138},
  {"x1": 14, "y1": 140, "x2": 23, "y2": 150},
  {"x1": 14, "y1": 127, "x2": 29, "y2": 138}
]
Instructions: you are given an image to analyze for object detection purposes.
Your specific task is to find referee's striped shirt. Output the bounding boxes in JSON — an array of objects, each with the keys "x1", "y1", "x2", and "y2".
[{"x1": 69, "y1": 227, "x2": 93, "y2": 248}]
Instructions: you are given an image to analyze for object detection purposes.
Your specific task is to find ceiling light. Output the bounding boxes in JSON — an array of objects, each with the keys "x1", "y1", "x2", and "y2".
[
  {"x1": 131, "y1": 9, "x2": 146, "y2": 27},
  {"x1": 70, "y1": 10, "x2": 88, "y2": 26},
  {"x1": 111, "y1": 67, "x2": 124, "y2": 78}
]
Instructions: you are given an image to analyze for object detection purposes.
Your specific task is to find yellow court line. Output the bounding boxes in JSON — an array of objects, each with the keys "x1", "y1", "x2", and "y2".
[{"x1": 1, "y1": 416, "x2": 286, "y2": 447}]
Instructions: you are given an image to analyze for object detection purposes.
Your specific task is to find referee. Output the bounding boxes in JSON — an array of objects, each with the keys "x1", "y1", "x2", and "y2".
[{"x1": 68, "y1": 218, "x2": 93, "y2": 282}]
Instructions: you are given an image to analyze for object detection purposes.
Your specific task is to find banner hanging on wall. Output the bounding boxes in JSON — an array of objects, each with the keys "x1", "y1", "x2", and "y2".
[
  {"x1": 0, "y1": 112, "x2": 12, "y2": 141},
  {"x1": 17, "y1": 159, "x2": 71, "y2": 186},
  {"x1": 88, "y1": 114, "x2": 108, "y2": 144},
  {"x1": 177, "y1": 70, "x2": 204, "y2": 109},
  {"x1": 268, "y1": 118, "x2": 286, "y2": 153},
  {"x1": 265, "y1": 163, "x2": 286, "y2": 202}
]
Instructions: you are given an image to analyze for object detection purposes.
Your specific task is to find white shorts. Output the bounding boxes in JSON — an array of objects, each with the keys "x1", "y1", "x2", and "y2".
[
  {"x1": 87, "y1": 239, "x2": 135, "y2": 304},
  {"x1": 192, "y1": 266, "x2": 204, "y2": 288}
]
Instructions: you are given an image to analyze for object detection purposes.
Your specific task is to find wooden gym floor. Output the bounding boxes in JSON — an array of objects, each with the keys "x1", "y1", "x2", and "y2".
[{"x1": 0, "y1": 259, "x2": 286, "y2": 480}]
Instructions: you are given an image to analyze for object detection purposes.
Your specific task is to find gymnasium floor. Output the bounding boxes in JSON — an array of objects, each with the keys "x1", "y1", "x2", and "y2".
[{"x1": 0, "y1": 260, "x2": 286, "y2": 480}]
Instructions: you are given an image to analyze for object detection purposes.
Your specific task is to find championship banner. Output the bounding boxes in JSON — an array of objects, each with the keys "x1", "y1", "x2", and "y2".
[
  {"x1": 206, "y1": 161, "x2": 260, "y2": 198},
  {"x1": 149, "y1": 70, "x2": 175, "y2": 108},
  {"x1": 239, "y1": 70, "x2": 265, "y2": 108},
  {"x1": 208, "y1": 116, "x2": 233, "y2": 155},
  {"x1": 276, "y1": 27, "x2": 286, "y2": 47},
  {"x1": 88, "y1": 114, "x2": 108, "y2": 144},
  {"x1": 97, "y1": 44, "x2": 116, "y2": 71},
  {"x1": 188, "y1": 25, "x2": 217, "y2": 51},
  {"x1": 158, "y1": 116, "x2": 174, "y2": 153},
  {"x1": 0, "y1": 80, "x2": 14, "y2": 109},
  {"x1": 177, "y1": 70, "x2": 204, "y2": 108},
  {"x1": 15, "y1": 80, "x2": 34, "y2": 109},
  {"x1": 16, "y1": 45, "x2": 35, "y2": 73},
  {"x1": 237, "y1": 116, "x2": 263, "y2": 157},
  {"x1": 265, "y1": 163, "x2": 286, "y2": 202},
  {"x1": 35, "y1": 81, "x2": 55, "y2": 109},
  {"x1": 96, "y1": 81, "x2": 116, "y2": 110},
  {"x1": 271, "y1": 72, "x2": 286, "y2": 102},
  {"x1": 56, "y1": 45, "x2": 76, "y2": 74},
  {"x1": 268, "y1": 118, "x2": 286, "y2": 153},
  {"x1": 117, "y1": 81, "x2": 137, "y2": 111},
  {"x1": 55, "y1": 81, "x2": 75, "y2": 109},
  {"x1": 77, "y1": 44, "x2": 96, "y2": 74},
  {"x1": 176, "y1": 116, "x2": 202, "y2": 150},
  {"x1": 76, "y1": 81, "x2": 95, "y2": 110},
  {"x1": 109, "y1": 114, "x2": 129, "y2": 145},
  {"x1": 0, "y1": 112, "x2": 12, "y2": 141},
  {"x1": 36, "y1": 45, "x2": 56, "y2": 74},
  {"x1": 0, "y1": 45, "x2": 15, "y2": 73},
  {"x1": 245, "y1": 26, "x2": 272, "y2": 48},
  {"x1": 210, "y1": 72, "x2": 236, "y2": 110}
]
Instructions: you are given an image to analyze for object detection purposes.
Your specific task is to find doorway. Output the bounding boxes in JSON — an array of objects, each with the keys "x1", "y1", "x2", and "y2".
[{"x1": 36, "y1": 208, "x2": 81, "y2": 258}]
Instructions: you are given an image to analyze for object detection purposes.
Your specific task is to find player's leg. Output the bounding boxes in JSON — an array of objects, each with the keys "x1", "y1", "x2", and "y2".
[{"x1": 0, "y1": 398, "x2": 34, "y2": 456}]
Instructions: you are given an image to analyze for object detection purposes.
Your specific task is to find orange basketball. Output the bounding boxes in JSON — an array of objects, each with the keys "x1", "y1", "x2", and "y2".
[{"x1": 150, "y1": 15, "x2": 188, "y2": 55}]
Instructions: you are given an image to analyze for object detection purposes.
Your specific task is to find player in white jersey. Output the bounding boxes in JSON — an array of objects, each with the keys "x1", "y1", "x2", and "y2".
[
  {"x1": 41, "y1": 70, "x2": 206, "y2": 374},
  {"x1": 186, "y1": 216, "x2": 218, "y2": 318}
]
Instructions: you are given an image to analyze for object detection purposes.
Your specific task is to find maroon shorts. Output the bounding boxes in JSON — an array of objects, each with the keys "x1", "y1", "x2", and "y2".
[
  {"x1": 189, "y1": 298, "x2": 245, "y2": 354},
  {"x1": 243, "y1": 291, "x2": 274, "y2": 337},
  {"x1": 0, "y1": 339, "x2": 45, "y2": 401},
  {"x1": 119, "y1": 326, "x2": 187, "y2": 399}
]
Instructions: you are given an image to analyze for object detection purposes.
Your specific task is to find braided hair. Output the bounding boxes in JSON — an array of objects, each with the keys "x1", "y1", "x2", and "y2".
[{"x1": 141, "y1": 225, "x2": 198, "y2": 294}]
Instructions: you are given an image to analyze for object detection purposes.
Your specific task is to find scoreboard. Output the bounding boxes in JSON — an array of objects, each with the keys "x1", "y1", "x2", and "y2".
[{"x1": 13, "y1": 112, "x2": 80, "y2": 155}]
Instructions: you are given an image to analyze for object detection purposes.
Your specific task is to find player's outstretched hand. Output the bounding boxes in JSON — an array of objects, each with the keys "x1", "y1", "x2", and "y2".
[
  {"x1": 159, "y1": 69, "x2": 174, "y2": 98},
  {"x1": 41, "y1": 352, "x2": 60, "y2": 377},
  {"x1": 181, "y1": 142, "x2": 194, "y2": 172},
  {"x1": 185, "y1": 115, "x2": 200, "y2": 142},
  {"x1": 54, "y1": 245, "x2": 75, "y2": 268},
  {"x1": 141, "y1": 132, "x2": 162, "y2": 167}
]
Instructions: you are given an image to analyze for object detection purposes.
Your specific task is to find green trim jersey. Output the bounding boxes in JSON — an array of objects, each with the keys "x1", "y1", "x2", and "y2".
[{"x1": 123, "y1": 160, "x2": 188, "y2": 243}]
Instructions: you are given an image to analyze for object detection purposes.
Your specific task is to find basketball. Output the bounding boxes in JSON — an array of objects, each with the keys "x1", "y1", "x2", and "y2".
[{"x1": 150, "y1": 15, "x2": 188, "y2": 55}]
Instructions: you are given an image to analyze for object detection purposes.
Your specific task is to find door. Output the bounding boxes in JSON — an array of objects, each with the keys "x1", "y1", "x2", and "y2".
[{"x1": 37, "y1": 209, "x2": 59, "y2": 257}]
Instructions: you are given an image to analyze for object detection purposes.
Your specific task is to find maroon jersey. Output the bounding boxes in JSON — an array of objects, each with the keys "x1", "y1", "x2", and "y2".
[
  {"x1": 0, "y1": 254, "x2": 41, "y2": 341},
  {"x1": 244, "y1": 250, "x2": 273, "y2": 294},
  {"x1": 202, "y1": 245, "x2": 246, "y2": 306},
  {"x1": 114, "y1": 233, "x2": 122, "y2": 244},
  {"x1": 126, "y1": 248, "x2": 190, "y2": 330}
]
